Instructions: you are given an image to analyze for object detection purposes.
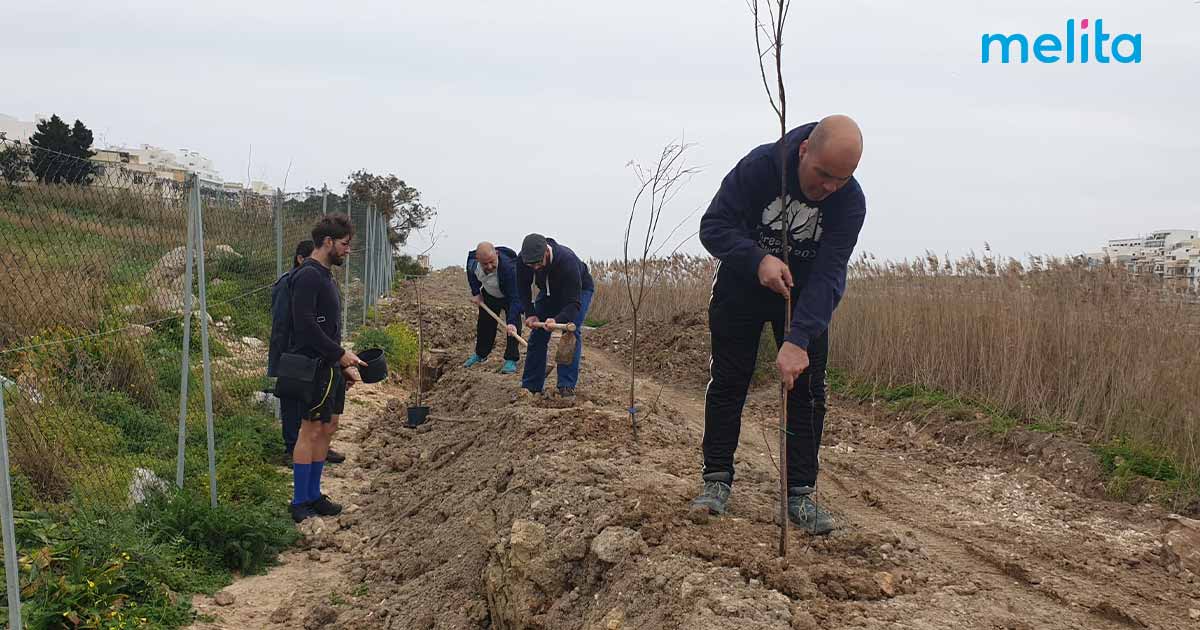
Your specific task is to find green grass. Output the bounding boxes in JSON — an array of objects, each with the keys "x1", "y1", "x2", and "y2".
[
  {"x1": 0, "y1": 200, "x2": 304, "y2": 628},
  {"x1": 829, "y1": 367, "x2": 1200, "y2": 508}
]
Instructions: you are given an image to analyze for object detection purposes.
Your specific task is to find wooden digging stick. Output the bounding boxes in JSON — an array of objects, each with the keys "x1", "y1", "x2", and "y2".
[
  {"x1": 475, "y1": 299, "x2": 528, "y2": 348},
  {"x1": 530, "y1": 321, "x2": 577, "y2": 332}
]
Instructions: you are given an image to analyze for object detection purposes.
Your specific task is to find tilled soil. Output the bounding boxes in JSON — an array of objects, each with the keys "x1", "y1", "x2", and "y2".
[{"x1": 211, "y1": 269, "x2": 1200, "y2": 629}]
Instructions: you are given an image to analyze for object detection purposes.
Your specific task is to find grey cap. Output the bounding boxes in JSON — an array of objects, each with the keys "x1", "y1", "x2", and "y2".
[{"x1": 520, "y1": 233, "x2": 548, "y2": 264}]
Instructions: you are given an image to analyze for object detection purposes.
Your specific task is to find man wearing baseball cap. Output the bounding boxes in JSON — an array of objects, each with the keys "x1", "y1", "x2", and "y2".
[{"x1": 510, "y1": 233, "x2": 594, "y2": 398}]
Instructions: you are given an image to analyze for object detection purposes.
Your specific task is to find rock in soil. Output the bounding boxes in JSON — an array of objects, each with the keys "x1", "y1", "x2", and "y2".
[
  {"x1": 213, "y1": 590, "x2": 235, "y2": 606},
  {"x1": 303, "y1": 604, "x2": 338, "y2": 629},
  {"x1": 591, "y1": 526, "x2": 646, "y2": 564}
]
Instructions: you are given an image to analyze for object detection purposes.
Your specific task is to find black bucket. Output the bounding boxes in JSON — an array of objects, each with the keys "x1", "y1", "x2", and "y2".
[
  {"x1": 406, "y1": 405, "x2": 430, "y2": 428},
  {"x1": 358, "y1": 348, "x2": 388, "y2": 384}
]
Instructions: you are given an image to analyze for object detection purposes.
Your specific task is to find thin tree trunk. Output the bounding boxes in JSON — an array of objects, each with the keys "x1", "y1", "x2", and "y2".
[
  {"x1": 630, "y1": 315, "x2": 639, "y2": 442},
  {"x1": 415, "y1": 277, "x2": 424, "y2": 406}
]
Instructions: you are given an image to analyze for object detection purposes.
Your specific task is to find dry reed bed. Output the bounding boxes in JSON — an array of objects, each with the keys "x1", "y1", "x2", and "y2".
[{"x1": 590, "y1": 252, "x2": 1200, "y2": 472}]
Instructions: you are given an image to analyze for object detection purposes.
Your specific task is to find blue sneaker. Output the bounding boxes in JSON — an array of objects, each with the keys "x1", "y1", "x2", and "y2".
[
  {"x1": 500, "y1": 360, "x2": 518, "y2": 374},
  {"x1": 463, "y1": 354, "x2": 484, "y2": 368}
]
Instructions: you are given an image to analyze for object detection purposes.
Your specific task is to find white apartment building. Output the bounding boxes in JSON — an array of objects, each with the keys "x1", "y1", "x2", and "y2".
[
  {"x1": 109, "y1": 144, "x2": 223, "y2": 183},
  {"x1": 1088, "y1": 229, "x2": 1200, "y2": 290}
]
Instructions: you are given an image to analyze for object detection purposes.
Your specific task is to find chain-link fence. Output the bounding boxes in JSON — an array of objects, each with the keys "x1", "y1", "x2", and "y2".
[{"x1": 0, "y1": 138, "x2": 397, "y2": 628}]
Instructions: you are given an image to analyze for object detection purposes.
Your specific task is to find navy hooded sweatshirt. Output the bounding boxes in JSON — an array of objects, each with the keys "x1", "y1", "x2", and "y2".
[
  {"x1": 516, "y1": 238, "x2": 594, "y2": 323},
  {"x1": 465, "y1": 245, "x2": 523, "y2": 327},
  {"x1": 699, "y1": 123, "x2": 867, "y2": 349},
  {"x1": 267, "y1": 269, "x2": 295, "y2": 377}
]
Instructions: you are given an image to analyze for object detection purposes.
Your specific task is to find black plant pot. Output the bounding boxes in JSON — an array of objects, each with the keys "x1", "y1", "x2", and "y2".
[
  {"x1": 406, "y1": 405, "x2": 430, "y2": 428},
  {"x1": 358, "y1": 348, "x2": 388, "y2": 384}
]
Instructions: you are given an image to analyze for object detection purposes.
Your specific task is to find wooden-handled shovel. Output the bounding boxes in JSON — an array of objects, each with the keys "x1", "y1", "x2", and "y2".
[
  {"x1": 474, "y1": 299, "x2": 528, "y2": 348},
  {"x1": 530, "y1": 321, "x2": 578, "y2": 366}
]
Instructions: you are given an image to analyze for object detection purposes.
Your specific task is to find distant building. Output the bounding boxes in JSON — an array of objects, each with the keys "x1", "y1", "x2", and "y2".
[
  {"x1": 417, "y1": 254, "x2": 432, "y2": 271},
  {"x1": 0, "y1": 113, "x2": 44, "y2": 143},
  {"x1": 1087, "y1": 229, "x2": 1200, "y2": 290}
]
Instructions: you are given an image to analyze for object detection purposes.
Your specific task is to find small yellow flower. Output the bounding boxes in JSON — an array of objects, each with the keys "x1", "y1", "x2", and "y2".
[{"x1": 87, "y1": 579, "x2": 95, "y2": 589}]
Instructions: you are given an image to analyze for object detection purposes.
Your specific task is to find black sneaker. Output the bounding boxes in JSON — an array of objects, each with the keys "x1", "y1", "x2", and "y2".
[
  {"x1": 311, "y1": 494, "x2": 343, "y2": 517},
  {"x1": 787, "y1": 486, "x2": 835, "y2": 535},
  {"x1": 326, "y1": 449, "x2": 346, "y2": 464},
  {"x1": 290, "y1": 501, "x2": 317, "y2": 523},
  {"x1": 689, "y1": 472, "x2": 732, "y2": 515}
]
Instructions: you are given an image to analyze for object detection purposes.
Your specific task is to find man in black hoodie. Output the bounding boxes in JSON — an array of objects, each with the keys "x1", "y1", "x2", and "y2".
[
  {"x1": 690, "y1": 115, "x2": 866, "y2": 535},
  {"x1": 513, "y1": 233, "x2": 594, "y2": 398},
  {"x1": 286, "y1": 214, "x2": 368, "y2": 523}
]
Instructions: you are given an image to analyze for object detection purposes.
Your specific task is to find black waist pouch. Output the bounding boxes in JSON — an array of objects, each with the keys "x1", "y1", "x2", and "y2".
[{"x1": 275, "y1": 352, "x2": 323, "y2": 406}]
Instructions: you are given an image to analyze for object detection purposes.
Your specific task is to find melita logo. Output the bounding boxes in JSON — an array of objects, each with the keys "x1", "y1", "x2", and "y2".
[{"x1": 982, "y1": 19, "x2": 1142, "y2": 64}]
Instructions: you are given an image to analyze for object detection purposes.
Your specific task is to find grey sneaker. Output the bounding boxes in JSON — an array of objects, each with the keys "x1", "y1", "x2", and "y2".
[
  {"x1": 788, "y1": 486, "x2": 835, "y2": 535},
  {"x1": 690, "y1": 472, "x2": 732, "y2": 515},
  {"x1": 556, "y1": 387, "x2": 576, "y2": 399}
]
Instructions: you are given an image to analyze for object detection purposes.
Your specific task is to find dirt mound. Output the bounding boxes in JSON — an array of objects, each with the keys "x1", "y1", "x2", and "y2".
[
  {"x1": 239, "y1": 268, "x2": 1197, "y2": 630},
  {"x1": 588, "y1": 311, "x2": 711, "y2": 388},
  {"x1": 329, "y1": 351, "x2": 926, "y2": 630}
]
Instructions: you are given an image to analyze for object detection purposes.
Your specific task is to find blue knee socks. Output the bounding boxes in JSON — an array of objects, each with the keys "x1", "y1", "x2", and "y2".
[{"x1": 292, "y1": 463, "x2": 311, "y2": 506}]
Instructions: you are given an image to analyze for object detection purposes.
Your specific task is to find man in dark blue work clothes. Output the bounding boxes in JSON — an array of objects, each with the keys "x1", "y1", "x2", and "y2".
[
  {"x1": 464, "y1": 241, "x2": 524, "y2": 374},
  {"x1": 511, "y1": 233, "x2": 594, "y2": 398},
  {"x1": 689, "y1": 115, "x2": 866, "y2": 535}
]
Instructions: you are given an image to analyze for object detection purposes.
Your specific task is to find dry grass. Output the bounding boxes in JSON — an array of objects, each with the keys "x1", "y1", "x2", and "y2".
[
  {"x1": 834, "y1": 252, "x2": 1200, "y2": 471},
  {"x1": 0, "y1": 252, "x2": 107, "y2": 347},
  {"x1": 591, "y1": 251, "x2": 1200, "y2": 474},
  {"x1": 588, "y1": 254, "x2": 716, "y2": 324}
]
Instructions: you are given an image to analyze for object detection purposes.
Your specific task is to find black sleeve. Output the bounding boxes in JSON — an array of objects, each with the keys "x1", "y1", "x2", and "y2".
[
  {"x1": 517, "y1": 262, "x2": 534, "y2": 318},
  {"x1": 552, "y1": 260, "x2": 583, "y2": 323},
  {"x1": 290, "y1": 268, "x2": 345, "y2": 364}
]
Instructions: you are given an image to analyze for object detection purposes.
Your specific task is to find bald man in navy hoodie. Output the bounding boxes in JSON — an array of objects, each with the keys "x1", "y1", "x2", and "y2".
[{"x1": 690, "y1": 115, "x2": 866, "y2": 535}]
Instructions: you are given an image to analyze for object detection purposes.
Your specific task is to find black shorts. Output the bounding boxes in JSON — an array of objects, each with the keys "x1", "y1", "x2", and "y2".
[{"x1": 304, "y1": 365, "x2": 346, "y2": 423}]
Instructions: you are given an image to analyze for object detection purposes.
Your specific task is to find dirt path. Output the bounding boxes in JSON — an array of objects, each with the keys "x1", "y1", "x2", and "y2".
[
  {"x1": 611, "y1": 349, "x2": 1198, "y2": 629},
  {"x1": 186, "y1": 380, "x2": 405, "y2": 630}
]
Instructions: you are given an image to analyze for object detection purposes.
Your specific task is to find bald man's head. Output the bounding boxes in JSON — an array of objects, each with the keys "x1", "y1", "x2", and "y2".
[
  {"x1": 475, "y1": 241, "x2": 499, "y2": 273},
  {"x1": 797, "y1": 114, "x2": 863, "y2": 202}
]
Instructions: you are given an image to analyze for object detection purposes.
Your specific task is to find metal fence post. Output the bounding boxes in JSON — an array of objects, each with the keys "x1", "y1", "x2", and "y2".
[
  {"x1": 363, "y1": 205, "x2": 372, "y2": 326},
  {"x1": 274, "y1": 191, "x2": 284, "y2": 280},
  {"x1": 0, "y1": 378, "x2": 24, "y2": 628},
  {"x1": 321, "y1": 188, "x2": 328, "y2": 215},
  {"x1": 192, "y1": 175, "x2": 219, "y2": 507},
  {"x1": 176, "y1": 180, "x2": 199, "y2": 488},
  {"x1": 343, "y1": 197, "x2": 351, "y2": 337},
  {"x1": 386, "y1": 215, "x2": 392, "y2": 295}
]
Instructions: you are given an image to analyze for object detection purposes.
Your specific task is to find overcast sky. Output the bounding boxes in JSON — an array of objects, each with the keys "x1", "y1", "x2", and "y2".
[{"x1": 3, "y1": 0, "x2": 1196, "y2": 267}]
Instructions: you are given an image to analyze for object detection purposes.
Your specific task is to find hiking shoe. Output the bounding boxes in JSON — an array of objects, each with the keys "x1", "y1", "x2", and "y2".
[
  {"x1": 290, "y1": 501, "x2": 317, "y2": 523},
  {"x1": 689, "y1": 472, "x2": 732, "y2": 515},
  {"x1": 556, "y1": 387, "x2": 576, "y2": 399},
  {"x1": 311, "y1": 494, "x2": 343, "y2": 517},
  {"x1": 326, "y1": 449, "x2": 346, "y2": 464},
  {"x1": 500, "y1": 360, "x2": 518, "y2": 374},
  {"x1": 463, "y1": 354, "x2": 484, "y2": 368},
  {"x1": 788, "y1": 486, "x2": 835, "y2": 535}
]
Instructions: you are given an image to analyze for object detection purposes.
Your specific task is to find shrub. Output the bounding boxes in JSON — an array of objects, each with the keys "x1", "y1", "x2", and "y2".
[
  {"x1": 353, "y1": 322, "x2": 418, "y2": 377},
  {"x1": 139, "y1": 490, "x2": 298, "y2": 575}
]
